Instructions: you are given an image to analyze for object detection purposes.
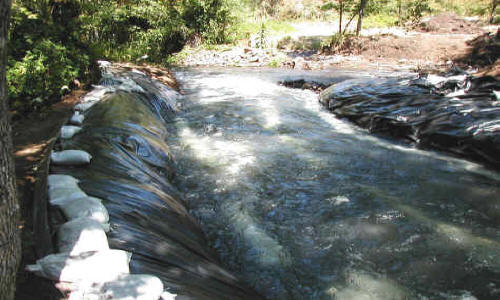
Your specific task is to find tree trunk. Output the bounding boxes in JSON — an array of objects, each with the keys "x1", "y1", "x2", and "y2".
[
  {"x1": 356, "y1": 0, "x2": 369, "y2": 36},
  {"x1": 338, "y1": 0, "x2": 344, "y2": 34},
  {"x1": 490, "y1": 0, "x2": 498, "y2": 24},
  {"x1": 398, "y1": 0, "x2": 402, "y2": 25},
  {"x1": 0, "y1": 1, "x2": 21, "y2": 300}
]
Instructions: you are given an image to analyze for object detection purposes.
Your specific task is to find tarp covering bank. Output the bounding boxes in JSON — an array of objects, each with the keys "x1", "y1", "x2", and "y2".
[
  {"x1": 52, "y1": 67, "x2": 264, "y2": 300},
  {"x1": 319, "y1": 75, "x2": 500, "y2": 169}
]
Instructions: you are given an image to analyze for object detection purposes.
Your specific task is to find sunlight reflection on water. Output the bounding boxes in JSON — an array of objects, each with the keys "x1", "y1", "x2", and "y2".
[{"x1": 168, "y1": 68, "x2": 500, "y2": 300}]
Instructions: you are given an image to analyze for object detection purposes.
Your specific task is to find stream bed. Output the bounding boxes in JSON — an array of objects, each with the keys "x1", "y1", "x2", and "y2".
[{"x1": 168, "y1": 68, "x2": 500, "y2": 300}]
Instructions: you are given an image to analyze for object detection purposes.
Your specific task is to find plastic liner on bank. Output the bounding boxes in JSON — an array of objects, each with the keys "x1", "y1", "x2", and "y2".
[
  {"x1": 51, "y1": 66, "x2": 264, "y2": 300},
  {"x1": 319, "y1": 73, "x2": 500, "y2": 169}
]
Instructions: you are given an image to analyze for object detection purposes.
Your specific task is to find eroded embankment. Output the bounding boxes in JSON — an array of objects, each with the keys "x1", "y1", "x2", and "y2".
[{"x1": 35, "y1": 65, "x2": 265, "y2": 300}]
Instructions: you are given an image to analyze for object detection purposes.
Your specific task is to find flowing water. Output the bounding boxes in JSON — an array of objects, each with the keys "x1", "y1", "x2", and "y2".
[{"x1": 167, "y1": 68, "x2": 500, "y2": 300}]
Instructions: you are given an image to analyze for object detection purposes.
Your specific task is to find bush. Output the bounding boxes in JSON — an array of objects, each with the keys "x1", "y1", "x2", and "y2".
[
  {"x1": 7, "y1": 39, "x2": 82, "y2": 112},
  {"x1": 181, "y1": 0, "x2": 235, "y2": 44},
  {"x1": 405, "y1": 0, "x2": 431, "y2": 25}
]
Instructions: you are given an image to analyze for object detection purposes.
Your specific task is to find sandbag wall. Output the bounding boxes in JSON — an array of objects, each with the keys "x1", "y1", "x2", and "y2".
[
  {"x1": 30, "y1": 64, "x2": 264, "y2": 300},
  {"x1": 319, "y1": 74, "x2": 500, "y2": 169}
]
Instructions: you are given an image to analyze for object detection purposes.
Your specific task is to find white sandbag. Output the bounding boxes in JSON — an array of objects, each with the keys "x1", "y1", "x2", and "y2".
[
  {"x1": 116, "y1": 78, "x2": 145, "y2": 93},
  {"x1": 70, "y1": 112, "x2": 85, "y2": 126},
  {"x1": 58, "y1": 218, "x2": 109, "y2": 256},
  {"x1": 86, "y1": 86, "x2": 114, "y2": 99},
  {"x1": 74, "y1": 101, "x2": 98, "y2": 112},
  {"x1": 102, "y1": 275, "x2": 164, "y2": 300},
  {"x1": 97, "y1": 60, "x2": 111, "y2": 67},
  {"x1": 160, "y1": 292, "x2": 177, "y2": 300},
  {"x1": 49, "y1": 186, "x2": 87, "y2": 205},
  {"x1": 26, "y1": 250, "x2": 131, "y2": 283},
  {"x1": 61, "y1": 126, "x2": 83, "y2": 139},
  {"x1": 59, "y1": 197, "x2": 109, "y2": 224},
  {"x1": 51, "y1": 150, "x2": 92, "y2": 166},
  {"x1": 48, "y1": 174, "x2": 80, "y2": 189},
  {"x1": 68, "y1": 275, "x2": 164, "y2": 300}
]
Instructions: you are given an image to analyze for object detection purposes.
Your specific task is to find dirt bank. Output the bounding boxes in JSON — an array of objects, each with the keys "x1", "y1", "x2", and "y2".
[{"x1": 176, "y1": 14, "x2": 499, "y2": 76}]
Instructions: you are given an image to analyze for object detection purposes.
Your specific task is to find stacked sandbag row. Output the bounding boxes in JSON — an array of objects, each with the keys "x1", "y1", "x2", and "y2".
[
  {"x1": 319, "y1": 73, "x2": 500, "y2": 169},
  {"x1": 27, "y1": 84, "x2": 174, "y2": 300}
]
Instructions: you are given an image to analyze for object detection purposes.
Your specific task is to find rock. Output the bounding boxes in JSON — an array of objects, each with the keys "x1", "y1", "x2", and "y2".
[{"x1": 293, "y1": 57, "x2": 311, "y2": 70}]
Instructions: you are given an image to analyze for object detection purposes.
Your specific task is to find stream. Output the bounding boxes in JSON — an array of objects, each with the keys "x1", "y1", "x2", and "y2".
[{"x1": 167, "y1": 68, "x2": 500, "y2": 300}]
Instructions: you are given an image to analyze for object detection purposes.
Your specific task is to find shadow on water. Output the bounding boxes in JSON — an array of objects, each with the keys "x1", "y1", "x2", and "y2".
[{"x1": 166, "y1": 68, "x2": 500, "y2": 300}]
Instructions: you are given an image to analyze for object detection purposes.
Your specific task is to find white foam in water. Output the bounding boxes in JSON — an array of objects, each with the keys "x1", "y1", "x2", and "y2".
[
  {"x1": 232, "y1": 211, "x2": 286, "y2": 266},
  {"x1": 179, "y1": 127, "x2": 256, "y2": 176},
  {"x1": 328, "y1": 271, "x2": 408, "y2": 300},
  {"x1": 170, "y1": 69, "x2": 500, "y2": 300}
]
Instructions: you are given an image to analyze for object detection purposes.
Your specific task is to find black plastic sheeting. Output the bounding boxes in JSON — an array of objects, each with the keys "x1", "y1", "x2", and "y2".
[
  {"x1": 52, "y1": 70, "x2": 265, "y2": 300},
  {"x1": 319, "y1": 75, "x2": 500, "y2": 169}
]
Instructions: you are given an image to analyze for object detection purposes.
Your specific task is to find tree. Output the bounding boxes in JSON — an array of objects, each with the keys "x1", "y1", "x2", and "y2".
[
  {"x1": 356, "y1": 0, "x2": 369, "y2": 36},
  {"x1": 0, "y1": 0, "x2": 21, "y2": 299},
  {"x1": 490, "y1": 0, "x2": 498, "y2": 24}
]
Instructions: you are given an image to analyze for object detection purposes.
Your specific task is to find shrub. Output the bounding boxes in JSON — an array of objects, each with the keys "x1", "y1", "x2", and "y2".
[
  {"x1": 181, "y1": 0, "x2": 235, "y2": 44},
  {"x1": 7, "y1": 39, "x2": 81, "y2": 112}
]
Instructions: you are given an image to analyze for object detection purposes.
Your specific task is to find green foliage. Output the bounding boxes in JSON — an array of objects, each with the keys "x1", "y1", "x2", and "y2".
[
  {"x1": 181, "y1": 0, "x2": 235, "y2": 44},
  {"x1": 429, "y1": 0, "x2": 491, "y2": 16},
  {"x1": 6, "y1": 0, "x2": 497, "y2": 116},
  {"x1": 78, "y1": 1, "x2": 189, "y2": 62},
  {"x1": 7, "y1": 39, "x2": 83, "y2": 112},
  {"x1": 7, "y1": 0, "x2": 237, "y2": 115},
  {"x1": 363, "y1": 14, "x2": 399, "y2": 28},
  {"x1": 405, "y1": 0, "x2": 431, "y2": 25},
  {"x1": 8, "y1": 1, "x2": 93, "y2": 114}
]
